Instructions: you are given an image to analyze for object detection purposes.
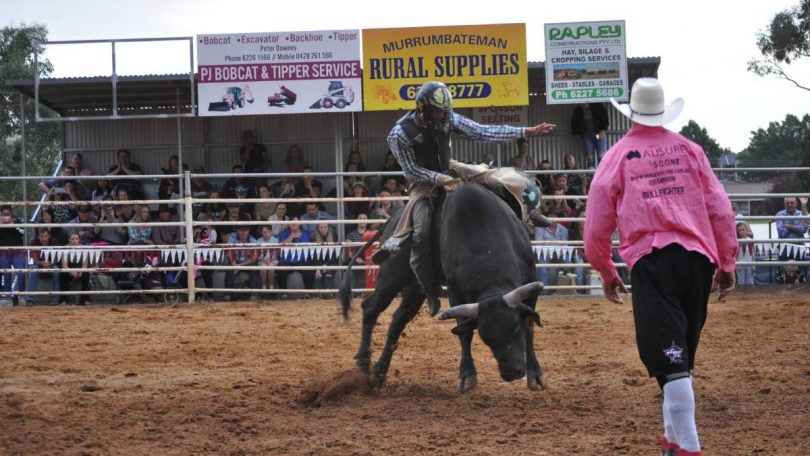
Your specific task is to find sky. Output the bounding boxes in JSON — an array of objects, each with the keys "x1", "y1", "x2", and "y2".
[{"x1": 2, "y1": 0, "x2": 809, "y2": 152}]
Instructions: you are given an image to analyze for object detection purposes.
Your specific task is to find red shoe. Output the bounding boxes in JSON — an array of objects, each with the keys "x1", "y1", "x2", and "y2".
[
  {"x1": 677, "y1": 450, "x2": 701, "y2": 456},
  {"x1": 660, "y1": 436, "x2": 679, "y2": 456}
]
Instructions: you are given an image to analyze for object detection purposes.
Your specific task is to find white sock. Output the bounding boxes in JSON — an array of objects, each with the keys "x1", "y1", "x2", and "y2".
[
  {"x1": 663, "y1": 376, "x2": 700, "y2": 452},
  {"x1": 662, "y1": 398, "x2": 677, "y2": 444}
]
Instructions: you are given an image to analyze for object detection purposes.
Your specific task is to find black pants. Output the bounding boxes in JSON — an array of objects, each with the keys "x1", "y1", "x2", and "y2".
[
  {"x1": 61, "y1": 272, "x2": 90, "y2": 305},
  {"x1": 630, "y1": 244, "x2": 714, "y2": 378}
]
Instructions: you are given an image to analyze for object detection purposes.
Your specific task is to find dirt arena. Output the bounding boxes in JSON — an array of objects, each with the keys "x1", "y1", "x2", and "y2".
[{"x1": 1, "y1": 293, "x2": 807, "y2": 455}]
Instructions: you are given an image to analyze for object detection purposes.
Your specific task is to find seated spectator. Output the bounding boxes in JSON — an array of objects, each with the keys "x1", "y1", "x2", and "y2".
[
  {"x1": 115, "y1": 186, "x2": 137, "y2": 224},
  {"x1": 272, "y1": 176, "x2": 300, "y2": 216},
  {"x1": 93, "y1": 196, "x2": 128, "y2": 245},
  {"x1": 107, "y1": 149, "x2": 144, "y2": 199},
  {"x1": 26, "y1": 227, "x2": 61, "y2": 306},
  {"x1": 234, "y1": 185, "x2": 255, "y2": 222},
  {"x1": 776, "y1": 261, "x2": 807, "y2": 284},
  {"x1": 511, "y1": 137, "x2": 535, "y2": 170},
  {"x1": 67, "y1": 204, "x2": 98, "y2": 245},
  {"x1": 775, "y1": 197, "x2": 809, "y2": 261},
  {"x1": 344, "y1": 162, "x2": 367, "y2": 188},
  {"x1": 299, "y1": 202, "x2": 334, "y2": 235},
  {"x1": 281, "y1": 144, "x2": 306, "y2": 174},
  {"x1": 222, "y1": 204, "x2": 243, "y2": 240},
  {"x1": 224, "y1": 218, "x2": 259, "y2": 300},
  {"x1": 736, "y1": 221, "x2": 755, "y2": 285},
  {"x1": 158, "y1": 155, "x2": 185, "y2": 200},
  {"x1": 77, "y1": 169, "x2": 95, "y2": 202},
  {"x1": 190, "y1": 167, "x2": 215, "y2": 221},
  {"x1": 240, "y1": 129, "x2": 269, "y2": 173},
  {"x1": 562, "y1": 153, "x2": 588, "y2": 195},
  {"x1": 312, "y1": 221, "x2": 339, "y2": 290},
  {"x1": 39, "y1": 165, "x2": 76, "y2": 196},
  {"x1": 345, "y1": 149, "x2": 366, "y2": 172},
  {"x1": 221, "y1": 164, "x2": 254, "y2": 199},
  {"x1": 567, "y1": 206, "x2": 589, "y2": 290},
  {"x1": 548, "y1": 173, "x2": 582, "y2": 213},
  {"x1": 268, "y1": 202, "x2": 290, "y2": 238},
  {"x1": 40, "y1": 207, "x2": 67, "y2": 246},
  {"x1": 91, "y1": 178, "x2": 114, "y2": 204},
  {"x1": 344, "y1": 181, "x2": 371, "y2": 222},
  {"x1": 205, "y1": 190, "x2": 227, "y2": 222},
  {"x1": 536, "y1": 159, "x2": 554, "y2": 194},
  {"x1": 0, "y1": 206, "x2": 25, "y2": 299},
  {"x1": 346, "y1": 213, "x2": 371, "y2": 287},
  {"x1": 295, "y1": 165, "x2": 323, "y2": 200},
  {"x1": 380, "y1": 150, "x2": 403, "y2": 186},
  {"x1": 276, "y1": 217, "x2": 314, "y2": 290},
  {"x1": 152, "y1": 204, "x2": 183, "y2": 246},
  {"x1": 256, "y1": 225, "x2": 279, "y2": 291},
  {"x1": 254, "y1": 185, "x2": 276, "y2": 221},
  {"x1": 127, "y1": 205, "x2": 154, "y2": 245},
  {"x1": 70, "y1": 153, "x2": 93, "y2": 175},
  {"x1": 370, "y1": 191, "x2": 394, "y2": 229},
  {"x1": 61, "y1": 232, "x2": 89, "y2": 305}
]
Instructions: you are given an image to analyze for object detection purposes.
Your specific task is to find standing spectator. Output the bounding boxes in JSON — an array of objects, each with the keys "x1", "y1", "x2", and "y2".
[
  {"x1": 736, "y1": 221, "x2": 756, "y2": 285},
  {"x1": 584, "y1": 78, "x2": 737, "y2": 456},
  {"x1": 570, "y1": 102, "x2": 609, "y2": 167},
  {"x1": 240, "y1": 129, "x2": 269, "y2": 173},
  {"x1": 568, "y1": 206, "x2": 590, "y2": 290},
  {"x1": 107, "y1": 149, "x2": 144, "y2": 199},
  {"x1": 281, "y1": 144, "x2": 306, "y2": 174},
  {"x1": 268, "y1": 202, "x2": 290, "y2": 238},
  {"x1": 346, "y1": 213, "x2": 371, "y2": 287},
  {"x1": 775, "y1": 197, "x2": 808, "y2": 261},
  {"x1": 276, "y1": 217, "x2": 314, "y2": 289},
  {"x1": 224, "y1": 219, "x2": 259, "y2": 300},
  {"x1": 312, "y1": 221, "x2": 339, "y2": 290},
  {"x1": 0, "y1": 206, "x2": 25, "y2": 300},
  {"x1": 93, "y1": 196, "x2": 127, "y2": 245},
  {"x1": 61, "y1": 232, "x2": 90, "y2": 306},
  {"x1": 256, "y1": 225, "x2": 278, "y2": 291},
  {"x1": 70, "y1": 153, "x2": 93, "y2": 175},
  {"x1": 67, "y1": 204, "x2": 98, "y2": 245},
  {"x1": 299, "y1": 202, "x2": 334, "y2": 236},
  {"x1": 510, "y1": 137, "x2": 535, "y2": 170},
  {"x1": 151, "y1": 204, "x2": 183, "y2": 246},
  {"x1": 26, "y1": 227, "x2": 61, "y2": 306}
]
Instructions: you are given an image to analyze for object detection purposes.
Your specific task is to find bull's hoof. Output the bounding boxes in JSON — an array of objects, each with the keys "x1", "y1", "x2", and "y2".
[
  {"x1": 459, "y1": 374, "x2": 478, "y2": 393},
  {"x1": 369, "y1": 371, "x2": 386, "y2": 389},
  {"x1": 527, "y1": 374, "x2": 549, "y2": 391}
]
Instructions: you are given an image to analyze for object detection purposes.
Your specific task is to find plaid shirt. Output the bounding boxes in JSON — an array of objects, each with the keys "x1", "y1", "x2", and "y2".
[{"x1": 387, "y1": 111, "x2": 526, "y2": 185}]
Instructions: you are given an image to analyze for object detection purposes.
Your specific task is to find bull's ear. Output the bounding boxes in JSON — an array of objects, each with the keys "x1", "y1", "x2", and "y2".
[
  {"x1": 503, "y1": 282, "x2": 544, "y2": 308},
  {"x1": 437, "y1": 303, "x2": 479, "y2": 320},
  {"x1": 518, "y1": 303, "x2": 543, "y2": 327}
]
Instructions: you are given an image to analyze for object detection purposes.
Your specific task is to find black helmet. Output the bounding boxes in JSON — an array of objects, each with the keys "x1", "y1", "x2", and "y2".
[{"x1": 415, "y1": 81, "x2": 452, "y2": 132}]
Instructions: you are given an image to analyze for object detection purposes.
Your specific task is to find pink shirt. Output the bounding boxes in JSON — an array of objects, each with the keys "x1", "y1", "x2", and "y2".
[{"x1": 584, "y1": 124, "x2": 738, "y2": 284}]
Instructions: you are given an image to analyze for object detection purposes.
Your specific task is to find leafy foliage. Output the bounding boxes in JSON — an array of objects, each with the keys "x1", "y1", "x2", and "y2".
[
  {"x1": 679, "y1": 120, "x2": 724, "y2": 163},
  {"x1": 0, "y1": 23, "x2": 61, "y2": 219},
  {"x1": 748, "y1": 0, "x2": 810, "y2": 90}
]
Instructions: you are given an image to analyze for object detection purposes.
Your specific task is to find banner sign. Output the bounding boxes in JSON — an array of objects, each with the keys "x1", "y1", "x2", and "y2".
[
  {"x1": 197, "y1": 30, "x2": 362, "y2": 116},
  {"x1": 472, "y1": 105, "x2": 528, "y2": 127},
  {"x1": 544, "y1": 20, "x2": 628, "y2": 105},
  {"x1": 362, "y1": 23, "x2": 528, "y2": 111}
]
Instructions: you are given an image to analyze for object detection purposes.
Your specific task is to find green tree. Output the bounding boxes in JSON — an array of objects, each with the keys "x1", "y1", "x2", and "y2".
[
  {"x1": 748, "y1": 0, "x2": 810, "y2": 91},
  {"x1": 737, "y1": 114, "x2": 810, "y2": 187},
  {"x1": 0, "y1": 23, "x2": 62, "y2": 220},
  {"x1": 679, "y1": 120, "x2": 724, "y2": 163}
]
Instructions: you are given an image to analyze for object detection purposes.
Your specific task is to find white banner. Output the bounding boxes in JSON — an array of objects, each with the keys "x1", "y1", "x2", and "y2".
[{"x1": 197, "y1": 30, "x2": 362, "y2": 116}]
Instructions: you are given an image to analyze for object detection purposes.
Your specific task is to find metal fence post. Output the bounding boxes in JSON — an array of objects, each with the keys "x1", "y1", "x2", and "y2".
[{"x1": 184, "y1": 171, "x2": 195, "y2": 303}]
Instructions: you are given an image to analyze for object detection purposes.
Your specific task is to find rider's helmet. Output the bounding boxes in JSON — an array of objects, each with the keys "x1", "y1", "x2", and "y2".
[{"x1": 415, "y1": 81, "x2": 453, "y2": 132}]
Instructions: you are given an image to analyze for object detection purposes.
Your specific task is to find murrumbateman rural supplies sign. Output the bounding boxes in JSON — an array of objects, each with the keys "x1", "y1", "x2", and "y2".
[
  {"x1": 544, "y1": 20, "x2": 628, "y2": 105},
  {"x1": 362, "y1": 24, "x2": 528, "y2": 111},
  {"x1": 197, "y1": 30, "x2": 362, "y2": 116}
]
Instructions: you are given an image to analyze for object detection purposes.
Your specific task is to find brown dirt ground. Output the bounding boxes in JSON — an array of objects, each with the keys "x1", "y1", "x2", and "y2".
[{"x1": 0, "y1": 293, "x2": 808, "y2": 456}]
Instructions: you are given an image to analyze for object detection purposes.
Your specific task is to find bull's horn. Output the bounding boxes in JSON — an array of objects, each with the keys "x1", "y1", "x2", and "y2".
[
  {"x1": 503, "y1": 282, "x2": 544, "y2": 308},
  {"x1": 436, "y1": 303, "x2": 479, "y2": 320}
]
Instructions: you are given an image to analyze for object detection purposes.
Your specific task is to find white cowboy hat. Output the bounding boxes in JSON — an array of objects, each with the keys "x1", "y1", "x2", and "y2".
[{"x1": 610, "y1": 78, "x2": 683, "y2": 126}]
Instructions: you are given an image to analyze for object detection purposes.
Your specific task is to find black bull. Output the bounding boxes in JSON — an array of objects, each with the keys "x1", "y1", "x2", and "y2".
[{"x1": 339, "y1": 182, "x2": 548, "y2": 392}]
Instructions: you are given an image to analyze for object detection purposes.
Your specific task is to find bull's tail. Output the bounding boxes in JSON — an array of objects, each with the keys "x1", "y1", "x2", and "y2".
[{"x1": 339, "y1": 227, "x2": 385, "y2": 320}]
